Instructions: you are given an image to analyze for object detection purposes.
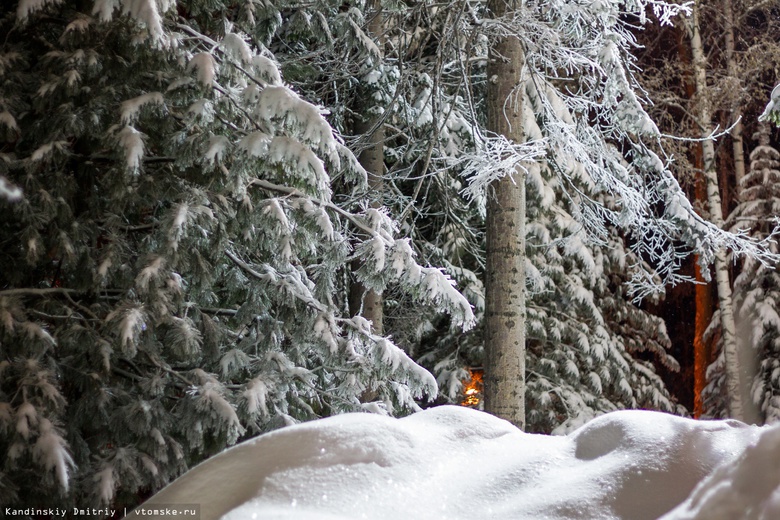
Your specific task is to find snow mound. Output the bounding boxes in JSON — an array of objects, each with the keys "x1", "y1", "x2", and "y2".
[
  {"x1": 139, "y1": 406, "x2": 765, "y2": 520},
  {"x1": 662, "y1": 422, "x2": 780, "y2": 520}
]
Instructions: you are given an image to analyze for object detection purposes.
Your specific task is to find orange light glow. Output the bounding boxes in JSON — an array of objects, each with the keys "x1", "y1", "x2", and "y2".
[{"x1": 461, "y1": 369, "x2": 483, "y2": 407}]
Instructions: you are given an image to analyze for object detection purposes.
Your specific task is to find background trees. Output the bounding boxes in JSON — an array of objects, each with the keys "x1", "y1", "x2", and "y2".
[{"x1": 636, "y1": 0, "x2": 780, "y2": 422}]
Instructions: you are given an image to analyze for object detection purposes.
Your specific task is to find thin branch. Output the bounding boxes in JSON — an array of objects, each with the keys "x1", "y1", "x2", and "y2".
[
  {"x1": 247, "y1": 178, "x2": 384, "y2": 241},
  {"x1": 225, "y1": 249, "x2": 326, "y2": 312},
  {"x1": 112, "y1": 366, "x2": 143, "y2": 381},
  {"x1": 64, "y1": 291, "x2": 100, "y2": 320},
  {"x1": 0, "y1": 288, "x2": 78, "y2": 297},
  {"x1": 199, "y1": 306, "x2": 239, "y2": 316},
  {"x1": 139, "y1": 348, "x2": 195, "y2": 387}
]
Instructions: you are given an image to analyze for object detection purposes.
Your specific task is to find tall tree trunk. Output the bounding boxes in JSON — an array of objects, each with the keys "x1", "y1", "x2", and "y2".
[
  {"x1": 349, "y1": 1, "x2": 385, "y2": 335},
  {"x1": 484, "y1": 0, "x2": 526, "y2": 429},
  {"x1": 687, "y1": 1, "x2": 745, "y2": 420},
  {"x1": 724, "y1": 0, "x2": 746, "y2": 192},
  {"x1": 677, "y1": 25, "x2": 715, "y2": 417},
  {"x1": 693, "y1": 134, "x2": 715, "y2": 418},
  {"x1": 693, "y1": 254, "x2": 715, "y2": 417}
]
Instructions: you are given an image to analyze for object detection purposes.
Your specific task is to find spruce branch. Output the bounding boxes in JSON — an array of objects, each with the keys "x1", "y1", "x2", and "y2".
[
  {"x1": 29, "y1": 309, "x2": 99, "y2": 322},
  {"x1": 225, "y1": 249, "x2": 326, "y2": 312},
  {"x1": 139, "y1": 347, "x2": 195, "y2": 387},
  {"x1": 248, "y1": 178, "x2": 382, "y2": 240}
]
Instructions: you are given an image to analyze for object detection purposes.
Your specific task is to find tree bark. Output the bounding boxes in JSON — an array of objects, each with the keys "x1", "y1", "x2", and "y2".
[
  {"x1": 483, "y1": 0, "x2": 526, "y2": 429},
  {"x1": 724, "y1": 0, "x2": 746, "y2": 192},
  {"x1": 687, "y1": 1, "x2": 745, "y2": 421},
  {"x1": 349, "y1": 1, "x2": 385, "y2": 335},
  {"x1": 693, "y1": 128, "x2": 715, "y2": 418}
]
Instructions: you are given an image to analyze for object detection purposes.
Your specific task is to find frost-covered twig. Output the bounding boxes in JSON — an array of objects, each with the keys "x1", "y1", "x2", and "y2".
[{"x1": 458, "y1": 133, "x2": 547, "y2": 207}]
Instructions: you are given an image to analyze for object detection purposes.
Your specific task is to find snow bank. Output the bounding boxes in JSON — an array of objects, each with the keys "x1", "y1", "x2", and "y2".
[
  {"x1": 138, "y1": 406, "x2": 766, "y2": 520},
  {"x1": 662, "y1": 421, "x2": 780, "y2": 520}
]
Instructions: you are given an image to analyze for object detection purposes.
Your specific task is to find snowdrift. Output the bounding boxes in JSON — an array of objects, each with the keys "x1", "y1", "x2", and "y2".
[{"x1": 137, "y1": 406, "x2": 778, "y2": 520}]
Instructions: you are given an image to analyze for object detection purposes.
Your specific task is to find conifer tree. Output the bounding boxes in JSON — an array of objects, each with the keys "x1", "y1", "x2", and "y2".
[
  {"x1": 346, "y1": 0, "x2": 756, "y2": 432},
  {"x1": 0, "y1": 0, "x2": 473, "y2": 509},
  {"x1": 395, "y1": 1, "x2": 687, "y2": 429}
]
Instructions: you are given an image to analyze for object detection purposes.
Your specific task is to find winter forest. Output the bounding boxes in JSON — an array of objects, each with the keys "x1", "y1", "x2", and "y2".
[{"x1": 4, "y1": 0, "x2": 780, "y2": 516}]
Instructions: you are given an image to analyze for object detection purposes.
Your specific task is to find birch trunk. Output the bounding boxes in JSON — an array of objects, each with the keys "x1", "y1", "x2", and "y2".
[
  {"x1": 687, "y1": 1, "x2": 745, "y2": 420},
  {"x1": 484, "y1": 0, "x2": 526, "y2": 429},
  {"x1": 349, "y1": 2, "x2": 384, "y2": 335}
]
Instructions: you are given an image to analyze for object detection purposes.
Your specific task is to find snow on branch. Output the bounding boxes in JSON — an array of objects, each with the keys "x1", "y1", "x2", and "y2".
[
  {"x1": 246, "y1": 179, "x2": 475, "y2": 329},
  {"x1": 387, "y1": 240, "x2": 476, "y2": 330},
  {"x1": 221, "y1": 32, "x2": 253, "y2": 64},
  {"x1": 254, "y1": 86, "x2": 341, "y2": 167},
  {"x1": 339, "y1": 315, "x2": 438, "y2": 402},
  {"x1": 251, "y1": 56, "x2": 282, "y2": 87},
  {"x1": 190, "y1": 377, "x2": 245, "y2": 444},
  {"x1": 32, "y1": 418, "x2": 75, "y2": 491},
  {"x1": 648, "y1": 0, "x2": 692, "y2": 25},
  {"x1": 266, "y1": 136, "x2": 332, "y2": 199},
  {"x1": 0, "y1": 110, "x2": 19, "y2": 133},
  {"x1": 760, "y1": 83, "x2": 780, "y2": 125},
  {"x1": 242, "y1": 378, "x2": 269, "y2": 418},
  {"x1": 225, "y1": 250, "x2": 326, "y2": 313},
  {"x1": 188, "y1": 53, "x2": 218, "y2": 87},
  {"x1": 29, "y1": 141, "x2": 69, "y2": 162},
  {"x1": 120, "y1": 92, "x2": 165, "y2": 124},
  {"x1": 0, "y1": 176, "x2": 22, "y2": 201},
  {"x1": 204, "y1": 135, "x2": 230, "y2": 164},
  {"x1": 16, "y1": 0, "x2": 63, "y2": 21},
  {"x1": 114, "y1": 126, "x2": 145, "y2": 172},
  {"x1": 91, "y1": 0, "x2": 169, "y2": 43},
  {"x1": 106, "y1": 304, "x2": 147, "y2": 357}
]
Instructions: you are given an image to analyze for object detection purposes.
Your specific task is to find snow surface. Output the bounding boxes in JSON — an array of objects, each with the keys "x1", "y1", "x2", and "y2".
[{"x1": 139, "y1": 406, "x2": 771, "y2": 520}]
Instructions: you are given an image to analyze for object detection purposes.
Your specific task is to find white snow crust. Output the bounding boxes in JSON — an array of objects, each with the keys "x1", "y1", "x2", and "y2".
[{"x1": 139, "y1": 406, "x2": 771, "y2": 520}]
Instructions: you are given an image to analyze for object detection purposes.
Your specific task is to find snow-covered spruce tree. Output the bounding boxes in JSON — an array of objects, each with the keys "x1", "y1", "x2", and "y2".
[
  {"x1": 304, "y1": 0, "x2": 769, "y2": 431},
  {"x1": 517, "y1": 95, "x2": 685, "y2": 432},
  {"x1": 249, "y1": 0, "x2": 728, "y2": 432},
  {"x1": 407, "y1": 0, "x2": 780, "y2": 429},
  {"x1": 703, "y1": 124, "x2": 780, "y2": 423},
  {"x1": 361, "y1": 1, "x2": 685, "y2": 431},
  {"x1": 465, "y1": 0, "x2": 780, "y2": 427},
  {"x1": 255, "y1": 1, "x2": 488, "y2": 366},
  {"x1": 0, "y1": 0, "x2": 474, "y2": 510},
  {"x1": 414, "y1": 124, "x2": 685, "y2": 433}
]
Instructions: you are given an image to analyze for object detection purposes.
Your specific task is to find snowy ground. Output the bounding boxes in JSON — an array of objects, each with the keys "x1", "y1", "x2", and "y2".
[{"x1": 138, "y1": 406, "x2": 780, "y2": 520}]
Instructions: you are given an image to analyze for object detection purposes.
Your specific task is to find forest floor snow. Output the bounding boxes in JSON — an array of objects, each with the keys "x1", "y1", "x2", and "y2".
[{"x1": 138, "y1": 405, "x2": 780, "y2": 520}]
